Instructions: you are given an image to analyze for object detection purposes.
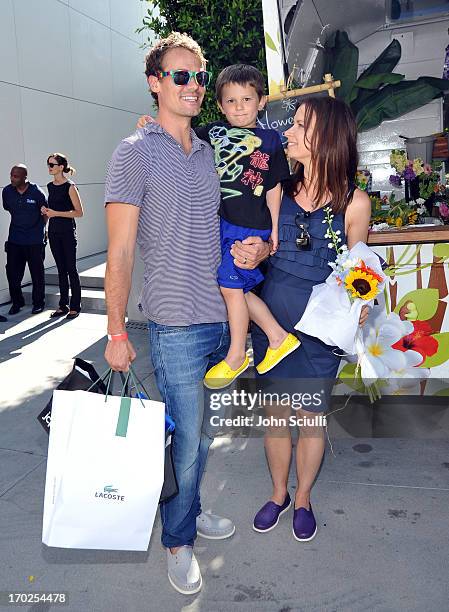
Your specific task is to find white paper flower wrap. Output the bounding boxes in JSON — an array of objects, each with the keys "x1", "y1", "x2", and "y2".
[{"x1": 294, "y1": 242, "x2": 387, "y2": 355}]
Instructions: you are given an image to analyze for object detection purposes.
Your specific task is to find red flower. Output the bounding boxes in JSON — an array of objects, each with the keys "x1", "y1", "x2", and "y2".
[
  {"x1": 354, "y1": 261, "x2": 384, "y2": 283},
  {"x1": 392, "y1": 320, "x2": 439, "y2": 364}
]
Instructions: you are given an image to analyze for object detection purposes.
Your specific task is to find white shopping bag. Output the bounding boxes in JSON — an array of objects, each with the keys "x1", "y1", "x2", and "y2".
[{"x1": 42, "y1": 388, "x2": 165, "y2": 551}]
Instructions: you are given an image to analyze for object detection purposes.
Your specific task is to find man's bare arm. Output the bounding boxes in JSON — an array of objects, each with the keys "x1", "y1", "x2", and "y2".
[{"x1": 104, "y1": 202, "x2": 140, "y2": 370}]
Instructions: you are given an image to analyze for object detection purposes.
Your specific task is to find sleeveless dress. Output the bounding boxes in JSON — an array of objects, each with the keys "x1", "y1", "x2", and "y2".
[
  {"x1": 251, "y1": 192, "x2": 347, "y2": 412},
  {"x1": 47, "y1": 181, "x2": 81, "y2": 312}
]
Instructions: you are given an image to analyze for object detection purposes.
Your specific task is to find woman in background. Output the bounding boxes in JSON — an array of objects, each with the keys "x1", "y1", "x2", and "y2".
[{"x1": 41, "y1": 153, "x2": 83, "y2": 319}]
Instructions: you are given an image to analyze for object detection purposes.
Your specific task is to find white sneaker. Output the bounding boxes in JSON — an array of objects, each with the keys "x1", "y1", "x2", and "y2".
[
  {"x1": 167, "y1": 546, "x2": 202, "y2": 595},
  {"x1": 196, "y1": 512, "x2": 236, "y2": 540}
]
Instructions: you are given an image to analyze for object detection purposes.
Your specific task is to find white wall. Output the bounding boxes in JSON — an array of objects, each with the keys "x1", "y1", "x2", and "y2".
[
  {"x1": 0, "y1": 0, "x2": 154, "y2": 303},
  {"x1": 357, "y1": 18, "x2": 448, "y2": 193}
]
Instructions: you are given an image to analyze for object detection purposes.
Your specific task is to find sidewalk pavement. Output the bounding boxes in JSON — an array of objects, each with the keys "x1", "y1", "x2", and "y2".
[{"x1": 0, "y1": 307, "x2": 448, "y2": 612}]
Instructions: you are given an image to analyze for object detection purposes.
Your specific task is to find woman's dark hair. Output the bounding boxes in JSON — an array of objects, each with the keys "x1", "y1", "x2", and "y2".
[
  {"x1": 284, "y1": 96, "x2": 358, "y2": 214},
  {"x1": 47, "y1": 152, "x2": 76, "y2": 175}
]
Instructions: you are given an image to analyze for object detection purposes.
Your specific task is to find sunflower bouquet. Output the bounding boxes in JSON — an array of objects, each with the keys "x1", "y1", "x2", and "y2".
[{"x1": 295, "y1": 207, "x2": 387, "y2": 400}]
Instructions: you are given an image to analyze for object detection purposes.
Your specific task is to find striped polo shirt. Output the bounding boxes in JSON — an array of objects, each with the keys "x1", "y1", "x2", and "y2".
[{"x1": 105, "y1": 122, "x2": 227, "y2": 326}]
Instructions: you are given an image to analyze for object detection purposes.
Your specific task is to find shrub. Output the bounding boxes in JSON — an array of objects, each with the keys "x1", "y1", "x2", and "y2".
[{"x1": 139, "y1": 0, "x2": 267, "y2": 124}]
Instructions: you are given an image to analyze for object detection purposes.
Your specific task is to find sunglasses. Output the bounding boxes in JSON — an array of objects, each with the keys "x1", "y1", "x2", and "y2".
[
  {"x1": 156, "y1": 69, "x2": 211, "y2": 88},
  {"x1": 295, "y1": 211, "x2": 311, "y2": 250},
  {"x1": 47, "y1": 162, "x2": 60, "y2": 168}
]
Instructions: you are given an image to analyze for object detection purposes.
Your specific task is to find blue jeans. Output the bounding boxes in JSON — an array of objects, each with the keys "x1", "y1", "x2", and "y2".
[{"x1": 148, "y1": 321, "x2": 230, "y2": 548}]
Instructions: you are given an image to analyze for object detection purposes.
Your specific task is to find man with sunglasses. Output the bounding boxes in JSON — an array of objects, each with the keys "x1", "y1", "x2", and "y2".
[
  {"x1": 104, "y1": 32, "x2": 268, "y2": 595},
  {"x1": 2, "y1": 164, "x2": 47, "y2": 316}
]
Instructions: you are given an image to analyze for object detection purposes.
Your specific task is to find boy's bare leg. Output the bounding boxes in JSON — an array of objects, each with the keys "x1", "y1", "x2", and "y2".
[
  {"x1": 221, "y1": 286, "x2": 249, "y2": 370},
  {"x1": 245, "y1": 291, "x2": 288, "y2": 348}
]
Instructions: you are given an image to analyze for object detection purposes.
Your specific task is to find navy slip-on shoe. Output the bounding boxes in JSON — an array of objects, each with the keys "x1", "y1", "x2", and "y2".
[
  {"x1": 253, "y1": 492, "x2": 291, "y2": 533},
  {"x1": 292, "y1": 504, "x2": 317, "y2": 542}
]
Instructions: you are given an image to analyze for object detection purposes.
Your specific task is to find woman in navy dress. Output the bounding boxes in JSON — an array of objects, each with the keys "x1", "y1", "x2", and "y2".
[{"x1": 251, "y1": 97, "x2": 371, "y2": 541}]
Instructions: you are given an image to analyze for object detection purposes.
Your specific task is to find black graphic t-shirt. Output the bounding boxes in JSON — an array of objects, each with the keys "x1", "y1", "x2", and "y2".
[{"x1": 195, "y1": 121, "x2": 290, "y2": 230}]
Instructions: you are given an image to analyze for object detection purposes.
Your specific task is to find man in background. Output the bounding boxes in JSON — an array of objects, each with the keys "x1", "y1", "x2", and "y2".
[{"x1": 3, "y1": 164, "x2": 47, "y2": 315}]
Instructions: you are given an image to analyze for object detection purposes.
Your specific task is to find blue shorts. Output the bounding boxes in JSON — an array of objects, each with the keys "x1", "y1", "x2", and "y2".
[{"x1": 217, "y1": 218, "x2": 271, "y2": 293}]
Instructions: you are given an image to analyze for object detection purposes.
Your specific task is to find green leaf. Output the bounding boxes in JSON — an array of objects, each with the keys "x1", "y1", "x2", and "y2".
[
  {"x1": 433, "y1": 243, "x2": 449, "y2": 260},
  {"x1": 337, "y1": 362, "x2": 366, "y2": 393},
  {"x1": 323, "y1": 30, "x2": 359, "y2": 104},
  {"x1": 394, "y1": 288, "x2": 440, "y2": 321},
  {"x1": 354, "y1": 72, "x2": 404, "y2": 90},
  {"x1": 350, "y1": 39, "x2": 401, "y2": 113},
  {"x1": 264, "y1": 31, "x2": 278, "y2": 53},
  {"x1": 421, "y1": 332, "x2": 449, "y2": 368},
  {"x1": 356, "y1": 77, "x2": 449, "y2": 132}
]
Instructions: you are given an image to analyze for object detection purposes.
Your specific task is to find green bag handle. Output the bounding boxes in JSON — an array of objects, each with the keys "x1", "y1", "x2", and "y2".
[
  {"x1": 86, "y1": 366, "x2": 150, "y2": 438},
  {"x1": 86, "y1": 367, "x2": 114, "y2": 393},
  {"x1": 115, "y1": 370, "x2": 131, "y2": 438},
  {"x1": 115, "y1": 367, "x2": 154, "y2": 438}
]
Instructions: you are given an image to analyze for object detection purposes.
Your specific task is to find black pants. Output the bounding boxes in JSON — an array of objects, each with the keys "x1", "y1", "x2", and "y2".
[
  {"x1": 49, "y1": 231, "x2": 81, "y2": 312},
  {"x1": 5, "y1": 241, "x2": 45, "y2": 308}
]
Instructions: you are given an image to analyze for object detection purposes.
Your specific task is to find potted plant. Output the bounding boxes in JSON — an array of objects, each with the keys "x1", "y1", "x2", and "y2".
[
  {"x1": 389, "y1": 149, "x2": 441, "y2": 215},
  {"x1": 324, "y1": 32, "x2": 449, "y2": 132}
]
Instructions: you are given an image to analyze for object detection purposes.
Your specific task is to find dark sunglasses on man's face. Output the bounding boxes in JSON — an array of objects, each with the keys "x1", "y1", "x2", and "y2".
[
  {"x1": 47, "y1": 162, "x2": 60, "y2": 168},
  {"x1": 295, "y1": 211, "x2": 311, "y2": 250},
  {"x1": 156, "y1": 69, "x2": 211, "y2": 88}
]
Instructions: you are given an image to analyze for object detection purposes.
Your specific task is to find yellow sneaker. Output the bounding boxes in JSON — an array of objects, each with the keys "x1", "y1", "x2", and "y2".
[
  {"x1": 256, "y1": 333, "x2": 301, "y2": 375},
  {"x1": 204, "y1": 356, "x2": 250, "y2": 389}
]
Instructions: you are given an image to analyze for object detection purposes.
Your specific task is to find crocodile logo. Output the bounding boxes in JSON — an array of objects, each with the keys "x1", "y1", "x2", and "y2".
[{"x1": 94, "y1": 484, "x2": 124, "y2": 501}]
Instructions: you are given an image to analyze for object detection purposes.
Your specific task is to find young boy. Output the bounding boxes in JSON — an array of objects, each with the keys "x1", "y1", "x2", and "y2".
[{"x1": 140, "y1": 64, "x2": 300, "y2": 388}]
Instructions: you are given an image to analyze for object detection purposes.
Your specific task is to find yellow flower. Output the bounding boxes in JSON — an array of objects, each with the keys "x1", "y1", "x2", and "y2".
[
  {"x1": 395, "y1": 217, "x2": 403, "y2": 227},
  {"x1": 390, "y1": 150, "x2": 407, "y2": 173},
  {"x1": 345, "y1": 269, "x2": 380, "y2": 301},
  {"x1": 412, "y1": 158, "x2": 424, "y2": 176}
]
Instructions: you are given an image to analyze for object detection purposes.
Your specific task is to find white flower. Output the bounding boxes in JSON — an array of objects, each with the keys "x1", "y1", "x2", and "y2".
[
  {"x1": 383, "y1": 363, "x2": 430, "y2": 395},
  {"x1": 341, "y1": 256, "x2": 359, "y2": 270},
  {"x1": 371, "y1": 222, "x2": 389, "y2": 232},
  {"x1": 322, "y1": 219, "x2": 327, "y2": 224},
  {"x1": 358, "y1": 309, "x2": 415, "y2": 383},
  {"x1": 336, "y1": 230, "x2": 341, "y2": 235},
  {"x1": 340, "y1": 244, "x2": 348, "y2": 251},
  {"x1": 416, "y1": 198, "x2": 425, "y2": 205},
  {"x1": 328, "y1": 243, "x2": 334, "y2": 248}
]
